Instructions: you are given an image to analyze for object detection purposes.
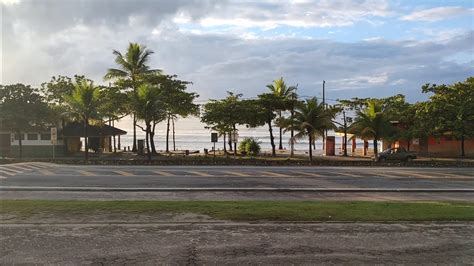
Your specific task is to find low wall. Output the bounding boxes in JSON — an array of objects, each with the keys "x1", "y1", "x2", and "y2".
[{"x1": 1, "y1": 156, "x2": 473, "y2": 167}]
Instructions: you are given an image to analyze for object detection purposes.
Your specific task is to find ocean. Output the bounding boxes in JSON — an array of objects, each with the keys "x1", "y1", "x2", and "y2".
[{"x1": 114, "y1": 116, "x2": 375, "y2": 153}]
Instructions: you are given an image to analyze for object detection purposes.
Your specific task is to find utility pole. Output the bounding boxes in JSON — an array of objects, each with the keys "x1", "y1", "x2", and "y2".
[{"x1": 322, "y1": 80, "x2": 326, "y2": 152}]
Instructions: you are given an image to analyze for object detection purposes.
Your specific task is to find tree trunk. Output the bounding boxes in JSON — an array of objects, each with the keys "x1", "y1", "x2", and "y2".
[
  {"x1": 132, "y1": 114, "x2": 137, "y2": 152},
  {"x1": 407, "y1": 139, "x2": 411, "y2": 152},
  {"x1": 308, "y1": 135, "x2": 313, "y2": 162},
  {"x1": 223, "y1": 133, "x2": 227, "y2": 152},
  {"x1": 118, "y1": 135, "x2": 121, "y2": 150},
  {"x1": 461, "y1": 134, "x2": 465, "y2": 157},
  {"x1": 150, "y1": 123, "x2": 157, "y2": 154},
  {"x1": 373, "y1": 138, "x2": 378, "y2": 155},
  {"x1": 268, "y1": 120, "x2": 276, "y2": 156},
  {"x1": 166, "y1": 115, "x2": 170, "y2": 153},
  {"x1": 233, "y1": 124, "x2": 237, "y2": 155},
  {"x1": 228, "y1": 132, "x2": 233, "y2": 151},
  {"x1": 278, "y1": 111, "x2": 283, "y2": 150},
  {"x1": 343, "y1": 130, "x2": 348, "y2": 157},
  {"x1": 172, "y1": 117, "x2": 176, "y2": 151},
  {"x1": 84, "y1": 120, "x2": 89, "y2": 162}
]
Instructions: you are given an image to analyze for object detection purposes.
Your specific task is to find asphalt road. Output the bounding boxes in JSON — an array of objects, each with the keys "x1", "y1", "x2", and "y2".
[
  {"x1": 1, "y1": 163, "x2": 473, "y2": 200},
  {"x1": 1, "y1": 223, "x2": 473, "y2": 264}
]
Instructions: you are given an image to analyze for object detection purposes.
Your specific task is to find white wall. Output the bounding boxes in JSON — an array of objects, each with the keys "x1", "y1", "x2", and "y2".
[{"x1": 10, "y1": 133, "x2": 64, "y2": 146}]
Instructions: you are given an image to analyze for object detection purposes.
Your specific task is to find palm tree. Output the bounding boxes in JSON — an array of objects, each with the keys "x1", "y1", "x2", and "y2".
[
  {"x1": 64, "y1": 80, "x2": 102, "y2": 161},
  {"x1": 104, "y1": 42, "x2": 161, "y2": 152},
  {"x1": 289, "y1": 97, "x2": 336, "y2": 161},
  {"x1": 349, "y1": 100, "x2": 394, "y2": 155},
  {"x1": 267, "y1": 77, "x2": 295, "y2": 150}
]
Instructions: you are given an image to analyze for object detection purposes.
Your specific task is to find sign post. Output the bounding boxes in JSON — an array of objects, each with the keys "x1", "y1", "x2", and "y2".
[
  {"x1": 51, "y1": 127, "x2": 57, "y2": 159},
  {"x1": 211, "y1": 133, "x2": 218, "y2": 157}
]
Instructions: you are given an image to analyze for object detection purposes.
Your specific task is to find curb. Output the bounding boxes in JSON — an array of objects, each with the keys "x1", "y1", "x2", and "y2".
[{"x1": 1, "y1": 186, "x2": 474, "y2": 193}]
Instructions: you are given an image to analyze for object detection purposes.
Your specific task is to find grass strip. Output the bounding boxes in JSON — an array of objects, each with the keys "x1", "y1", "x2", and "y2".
[{"x1": 1, "y1": 200, "x2": 474, "y2": 221}]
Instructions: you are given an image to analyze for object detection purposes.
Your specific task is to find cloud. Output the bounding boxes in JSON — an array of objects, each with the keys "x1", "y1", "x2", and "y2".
[
  {"x1": 401, "y1": 6, "x2": 473, "y2": 22},
  {"x1": 176, "y1": 0, "x2": 391, "y2": 29},
  {"x1": 1, "y1": 0, "x2": 473, "y2": 103}
]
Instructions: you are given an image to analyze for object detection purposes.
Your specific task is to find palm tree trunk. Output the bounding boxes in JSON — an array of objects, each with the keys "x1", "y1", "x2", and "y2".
[
  {"x1": 112, "y1": 120, "x2": 116, "y2": 153},
  {"x1": 108, "y1": 120, "x2": 112, "y2": 152},
  {"x1": 308, "y1": 135, "x2": 313, "y2": 162},
  {"x1": 278, "y1": 111, "x2": 283, "y2": 150},
  {"x1": 268, "y1": 120, "x2": 276, "y2": 156},
  {"x1": 145, "y1": 122, "x2": 151, "y2": 160},
  {"x1": 150, "y1": 123, "x2": 157, "y2": 154},
  {"x1": 461, "y1": 134, "x2": 465, "y2": 157},
  {"x1": 84, "y1": 120, "x2": 89, "y2": 162},
  {"x1": 132, "y1": 114, "x2": 137, "y2": 152},
  {"x1": 172, "y1": 117, "x2": 176, "y2": 151},
  {"x1": 166, "y1": 115, "x2": 170, "y2": 153},
  {"x1": 290, "y1": 110, "x2": 294, "y2": 157}
]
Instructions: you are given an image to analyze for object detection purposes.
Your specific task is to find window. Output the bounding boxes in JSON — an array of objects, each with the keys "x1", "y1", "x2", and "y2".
[
  {"x1": 40, "y1": 133, "x2": 51, "y2": 140},
  {"x1": 14, "y1": 133, "x2": 25, "y2": 140},
  {"x1": 27, "y1": 133, "x2": 38, "y2": 140}
]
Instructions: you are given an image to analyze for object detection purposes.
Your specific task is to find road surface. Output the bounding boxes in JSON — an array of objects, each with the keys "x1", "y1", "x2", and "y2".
[
  {"x1": 1, "y1": 163, "x2": 473, "y2": 200},
  {"x1": 1, "y1": 223, "x2": 473, "y2": 264}
]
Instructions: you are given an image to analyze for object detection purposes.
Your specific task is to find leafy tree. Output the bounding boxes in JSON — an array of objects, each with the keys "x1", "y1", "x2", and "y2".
[
  {"x1": 63, "y1": 80, "x2": 103, "y2": 161},
  {"x1": 201, "y1": 93, "x2": 264, "y2": 154},
  {"x1": 288, "y1": 97, "x2": 336, "y2": 161},
  {"x1": 104, "y1": 43, "x2": 161, "y2": 152},
  {"x1": 421, "y1": 77, "x2": 474, "y2": 156},
  {"x1": 0, "y1": 84, "x2": 52, "y2": 158},
  {"x1": 98, "y1": 85, "x2": 129, "y2": 152},
  {"x1": 349, "y1": 99, "x2": 395, "y2": 155},
  {"x1": 255, "y1": 93, "x2": 281, "y2": 156},
  {"x1": 267, "y1": 77, "x2": 296, "y2": 150},
  {"x1": 201, "y1": 100, "x2": 234, "y2": 152},
  {"x1": 132, "y1": 83, "x2": 165, "y2": 159},
  {"x1": 146, "y1": 74, "x2": 199, "y2": 152}
]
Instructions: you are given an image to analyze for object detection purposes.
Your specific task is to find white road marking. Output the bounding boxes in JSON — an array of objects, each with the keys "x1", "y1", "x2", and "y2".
[
  {"x1": 293, "y1": 171, "x2": 324, "y2": 178},
  {"x1": 153, "y1": 171, "x2": 176, "y2": 176},
  {"x1": 113, "y1": 170, "x2": 135, "y2": 176},
  {"x1": 225, "y1": 171, "x2": 251, "y2": 177},
  {"x1": 0, "y1": 170, "x2": 16, "y2": 176},
  {"x1": 187, "y1": 171, "x2": 213, "y2": 177},
  {"x1": 259, "y1": 171, "x2": 290, "y2": 177}
]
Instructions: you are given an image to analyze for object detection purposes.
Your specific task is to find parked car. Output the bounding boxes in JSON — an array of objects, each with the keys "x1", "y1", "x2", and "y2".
[{"x1": 374, "y1": 147, "x2": 417, "y2": 162}]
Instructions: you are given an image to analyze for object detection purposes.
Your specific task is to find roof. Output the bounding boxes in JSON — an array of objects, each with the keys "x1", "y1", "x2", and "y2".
[{"x1": 61, "y1": 122, "x2": 127, "y2": 137}]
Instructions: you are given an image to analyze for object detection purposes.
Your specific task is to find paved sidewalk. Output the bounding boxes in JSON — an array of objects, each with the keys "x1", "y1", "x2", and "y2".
[
  {"x1": 2, "y1": 191, "x2": 474, "y2": 201},
  {"x1": 1, "y1": 223, "x2": 473, "y2": 264}
]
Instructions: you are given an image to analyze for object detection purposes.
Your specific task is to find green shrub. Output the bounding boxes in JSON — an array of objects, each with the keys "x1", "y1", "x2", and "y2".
[{"x1": 238, "y1": 137, "x2": 261, "y2": 156}]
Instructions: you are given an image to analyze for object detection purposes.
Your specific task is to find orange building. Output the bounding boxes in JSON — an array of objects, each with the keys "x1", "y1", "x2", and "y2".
[{"x1": 383, "y1": 135, "x2": 473, "y2": 158}]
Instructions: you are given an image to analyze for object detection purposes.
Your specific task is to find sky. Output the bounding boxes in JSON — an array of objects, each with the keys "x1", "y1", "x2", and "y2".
[{"x1": 1, "y1": 0, "x2": 473, "y2": 103}]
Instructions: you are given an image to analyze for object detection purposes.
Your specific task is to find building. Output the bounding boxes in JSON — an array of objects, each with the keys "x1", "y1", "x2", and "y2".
[
  {"x1": 383, "y1": 135, "x2": 474, "y2": 157},
  {"x1": 0, "y1": 122, "x2": 126, "y2": 158}
]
